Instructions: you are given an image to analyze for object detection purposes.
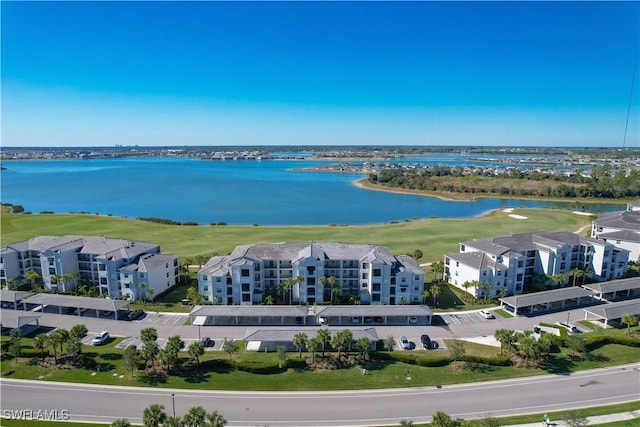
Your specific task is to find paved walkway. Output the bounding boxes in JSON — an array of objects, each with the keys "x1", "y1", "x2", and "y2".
[{"x1": 506, "y1": 410, "x2": 640, "y2": 427}]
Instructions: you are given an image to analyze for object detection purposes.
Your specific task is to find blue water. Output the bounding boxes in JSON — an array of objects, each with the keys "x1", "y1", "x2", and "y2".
[{"x1": 0, "y1": 157, "x2": 621, "y2": 225}]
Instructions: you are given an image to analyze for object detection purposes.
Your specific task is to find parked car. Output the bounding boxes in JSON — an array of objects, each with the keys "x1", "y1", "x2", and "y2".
[
  {"x1": 181, "y1": 299, "x2": 190, "y2": 305},
  {"x1": 127, "y1": 309, "x2": 145, "y2": 321},
  {"x1": 556, "y1": 322, "x2": 578, "y2": 333},
  {"x1": 399, "y1": 336, "x2": 411, "y2": 350},
  {"x1": 479, "y1": 310, "x2": 495, "y2": 319},
  {"x1": 420, "y1": 334, "x2": 439, "y2": 350},
  {"x1": 92, "y1": 331, "x2": 110, "y2": 345},
  {"x1": 201, "y1": 337, "x2": 214, "y2": 347},
  {"x1": 101, "y1": 310, "x2": 113, "y2": 317},
  {"x1": 295, "y1": 316, "x2": 304, "y2": 325}
]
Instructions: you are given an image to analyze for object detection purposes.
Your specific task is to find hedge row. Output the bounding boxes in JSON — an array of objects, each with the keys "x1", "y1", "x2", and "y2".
[
  {"x1": 584, "y1": 335, "x2": 640, "y2": 350},
  {"x1": 370, "y1": 352, "x2": 510, "y2": 367},
  {"x1": 198, "y1": 357, "x2": 307, "y2": 375}
]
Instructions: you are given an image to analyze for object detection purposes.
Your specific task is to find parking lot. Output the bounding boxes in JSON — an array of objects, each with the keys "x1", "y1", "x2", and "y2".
[
  {"x1": 442, "y1": 311, "x2": 495, "y2": 325},
  {"x1": 137, "y1": 312, "x2": 189, "y2": 327}
]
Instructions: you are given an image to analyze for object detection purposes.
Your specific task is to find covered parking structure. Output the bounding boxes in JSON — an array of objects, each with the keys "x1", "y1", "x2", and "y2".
[
  {"x1": 0, "y1": 314, "x2": 41, "y2": 336},
  {"x1": 583, "y1": 299, "x2": 640, "y2": 328},
  {"x1": 243, "y1": 327, "x2": 379, "y2": 352},
  {"x1": 315, "y1": 305, "x2": 433, "y2": 326},
  {"x1": 499, "y1": 287, "x2": 596, "y2": 316},
  {"x1": 582, "y1": 278, "x2": 640, "y2": 301},
  {"x1": 21, "y1": 294, "x2": 130, "y2": 319},
  {"x1": 189, "y1": 305, "x2": 309, "y2": 326},
  {"x1": 0, "y1": 290, "x2": 34, "y2": 309}
]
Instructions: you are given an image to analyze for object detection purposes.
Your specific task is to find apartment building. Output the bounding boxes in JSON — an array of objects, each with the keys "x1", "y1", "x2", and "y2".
[
  {"x1": 444, "y1": 231, "x2": 629, "y2": 298},
  {"x1": 591, "y1": 204, "x2": 640, "y2": 262},
  {"x1": 0, "y1": 235, "x2": 178, "y2": 300},
  {"x1": 198, "y1": 242, "x2": 424, "y2": 305}
]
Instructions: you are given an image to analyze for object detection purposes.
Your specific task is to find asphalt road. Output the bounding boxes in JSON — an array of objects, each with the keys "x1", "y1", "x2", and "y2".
[{"x1": 2, "y1": 364, "x2": 638, "y2": 426}]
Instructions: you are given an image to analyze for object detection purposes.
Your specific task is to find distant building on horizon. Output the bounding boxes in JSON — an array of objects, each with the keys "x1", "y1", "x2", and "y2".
[
  {"x1": 198, "y1": 242, "x2": 424, "y2": 306},
  {"x1": 0, "y1": 235, "x2": 178, "y2": 300},
  {"x1": 444, "y1": 231, "x2": 629, "y2": 299}
]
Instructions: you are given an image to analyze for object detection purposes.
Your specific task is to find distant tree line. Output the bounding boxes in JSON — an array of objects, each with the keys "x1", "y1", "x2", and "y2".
[{"x1": 368, "y1": 165, "x2": 640, "y2": 199}]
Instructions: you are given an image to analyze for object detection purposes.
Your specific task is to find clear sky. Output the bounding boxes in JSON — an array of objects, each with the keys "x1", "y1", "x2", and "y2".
[{"x1": 2, "y1": 1, "x2": 638, "y2": 147}]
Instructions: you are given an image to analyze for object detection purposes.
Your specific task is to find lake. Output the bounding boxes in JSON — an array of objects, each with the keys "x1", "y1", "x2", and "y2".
[{"x1": 0, "y1": 156, "x2": 621, "y2": 225}]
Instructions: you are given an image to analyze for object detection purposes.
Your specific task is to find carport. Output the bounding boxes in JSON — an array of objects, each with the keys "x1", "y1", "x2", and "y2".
[
  {"x1": 1, "y1": 314, "x2": 41, "y2": 336},
  {"x1": 189, "y1": 305, "x2": 309, "y2": 326},
  {"x1": 21, "y1": 293, "x2": 130, "y2": 319},
  {"x1": 243, "y1": 327, "x2": 378, "y2": 352},
  {"x1": 499, "y1": 287, "x2": 596, "y2": 316},
  {"x1": 315, "y1": 305, "x2": 433, "y2": 326},
  {"x1": 582, "y1": 299, "x2": 640, "y2": 328},
  {"x1": 0, "y1": 290, "x2": 34, "y2": 309},
  {"x1": 582, "y1": 278, "x2": 640, "y2": 301}
]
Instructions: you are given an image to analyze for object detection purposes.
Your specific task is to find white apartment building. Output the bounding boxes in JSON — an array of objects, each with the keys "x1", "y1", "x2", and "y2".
[
  {"x1": 0, "y1": 235, "x2": 178, "y2": 300},
  {"x1": 198, "y1": 242, "x2": 424, "y2": 305},
  {"x1": 591, "y1": 204, "x2": 640, "y2": 262},
  {"x1": 444, "y1": 231, "x2": 629, "y2": 298}
]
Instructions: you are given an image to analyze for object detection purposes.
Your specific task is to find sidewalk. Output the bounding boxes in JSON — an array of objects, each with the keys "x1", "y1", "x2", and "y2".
[{"x1": 506, "y1": 410, "x2": 640, "y2": 427}]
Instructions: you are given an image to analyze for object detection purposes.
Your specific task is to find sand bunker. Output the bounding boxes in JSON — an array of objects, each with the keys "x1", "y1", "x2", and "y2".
[
  {"x1": 572, "y1": 211, "x2": 594, "y2": 216},
  {"x1": 509, "y1": 214, "x2": 528, "y2": 220},
  {"x1": 502, "y1": 208, "x2": 514, "y2": 213}
]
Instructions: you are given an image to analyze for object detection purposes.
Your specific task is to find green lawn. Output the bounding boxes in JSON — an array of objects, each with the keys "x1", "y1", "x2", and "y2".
[{"x1": 1, "y1": 207, "x2": 592, "y2": 262}]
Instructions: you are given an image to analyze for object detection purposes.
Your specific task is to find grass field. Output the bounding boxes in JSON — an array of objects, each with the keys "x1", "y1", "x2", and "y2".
[{"x1": 0, "y1": 207, "x2": 593, "y2": 262}]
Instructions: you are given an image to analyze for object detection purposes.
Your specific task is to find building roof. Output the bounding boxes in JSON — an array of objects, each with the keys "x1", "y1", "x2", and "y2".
[
  {"x1": 315, "y1": 305, "x2": 433, "y2": 317},
  {"x1": 0, "y1": 290, "x2": 35, "y2": 303},
  {"x1": 137, "y1": 253, "x2": 176, "y2": 272},
  {"x1": 500, "y1": 287, "x2": 594, "y2": 309},
  {"x1": 243, "y1": 327, "x2": 379, "y2": 342},
  {"x1": 593, "y1": 210, "x2": 640, "y2": 232},
  {"x1": 190, "y1": 305, "x2": 308, "y2": 317},
  {"x1": 446, "y1": 251, "x2": 500, "y2": 271},
  {"x1": 597, "y1": 230, "x2": 640, "y2": 244},
  {"x1": 583, "y1": 299, "x2": 640, "y2": 321},
  {"x1": 582, "y1": 278, "x2": 640, "y2": 294},
  {"x1": 21, "y1": 293, "x2": 130, "y2": 311}
]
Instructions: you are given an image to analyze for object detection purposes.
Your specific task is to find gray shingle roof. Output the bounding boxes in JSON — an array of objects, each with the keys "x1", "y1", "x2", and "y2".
[
  {"x1": 582, "y1": 278, "x2": 640, "y2": 294},
  {"x1": 22, "y1": 293, "x2": 130, "y2": 311},
  {"x1": 316, "y1": 305, "x2": 433, "y2": 317},
  {"x1": 243, "y1": 327, "x2": 378, "y2": 342},
  {"x1": 190, "y1": 305, "x2": 308, "y2": 317},
  {"x1": 584, "y1": 299, "x2": 640, "y2": 320},
  {"x1": 598, "y1": 230, "x2": 640, "y2": 243},
  {"x1": 0, "y1": 290, "x2": 35, "y2": 303},
  {"x1": 593, "y1": 210, "x2": 640, "y2": 232},
  {"x1": 500, "y1": 287, "x2": 594, "y2": 308}
]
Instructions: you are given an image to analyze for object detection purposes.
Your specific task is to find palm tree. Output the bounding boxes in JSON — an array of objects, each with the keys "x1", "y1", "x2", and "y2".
[
  {"x1": 570, "y1": 267, "x2": 584, "y2": 287},
  {"x1": 422, "y1": 289, "x2": 430, "y2": 304},
  {"x1": 110, "y1": 419, "x2": 131, "y2": 427},
  {"x1": 138, "y1": 282, "x2": 147, "y2": 303},
  {"x1": 480, "y1": 282, "x2": 492, "y2": 303},
  {"x1": 306, "y1": 337, "x2": 321, "y2": 363},
  {"x1": 494, "y1": 329, "x2": 515, "y2": 356},
  {"x1": 33, "y1": 334, "x2": 48, "y2": 362},
  {"x1": 195, "y1": 255, "x2": 208, "y2": 268},
  {"x1": 143, "y1": 403, "x2": 167, "y2": 427},
  {"x1": 316, "y1": 329, "x2": 331, "y2": 358},
  {"x1": 183, "y1": 406, "x2": 207, "y2": 427},
  {"x1": 293, "y1": 332, "x2": 308, "y2": 358},
  {"x1": 429, "y1": 284, "x2": 440, "y2": 306},
  {"x1": 622, "y1": 313, "x2": 638, "y2": 334},
  {"x1": 431, "y1": 261, "x2": 445, "y2": 283},
  {"x1": 147, "y1": 288, "x2": 155, "y2": 304},
  {"x1": 206, "y1": 410, "x2": 228, "y2": 427},
  {"x1": 331, "y1": 278, "x2": 341, "y2": 304},
  {"x1": 356, "y1": 337, "x2": 371, "y2": 360},
  {"x1": 163, "y1": 416, "x2": 182, "y2": 427},
  {"x1": 517, "y1": 333, "x2": 537, "y2": 367},
  {"x1": 189, "y1": 340, "x2": 205, "y2": 369},
  {"x1": 25, "y1": 269, "x2": 40, "y2": 289},
  {"x1": 330, "y1": 329, "x2": 352, "y2": 360},
  {"x1": 280, "y1": 278, "x2": 295, "y2": 305}
]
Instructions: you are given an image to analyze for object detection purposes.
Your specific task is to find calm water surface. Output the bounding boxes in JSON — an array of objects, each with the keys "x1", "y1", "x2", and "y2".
[{"x1": 0, "y1": 157, "x2": 620, "y2": 225}]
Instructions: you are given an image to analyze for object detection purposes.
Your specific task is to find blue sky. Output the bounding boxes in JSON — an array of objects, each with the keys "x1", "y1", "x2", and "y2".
[{"x1": 2, "y1": 1, "x2": 638, "y2": 147}]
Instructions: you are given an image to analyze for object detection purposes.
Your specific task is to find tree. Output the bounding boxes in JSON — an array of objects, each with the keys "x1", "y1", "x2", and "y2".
[
  {"x1": 494, "y1": 329, "x2": 515, "y2": 356},
  {"x1": 277, "y1": 345, "x2": 288, "y2": 368},
  {"x1": 331, "y1": 279, "x2": 341, "y2": 304},
  {"x1": 448, "y1": 339, "x2": 465, "y2": 369},
  {"x1": 139, "y1": 282, "x2": 147, "y2": 302},
  {"x1": 163, "y1": 416, "x2": 182, "y2": 427},
  {"x1": 70, "y1": 324, "x2": 88, "y2": 340},
  {"x1": 356, "y1": 337, "x2": 371, "y2": 360},
  {"x1": 621, "y1": 313, "x2": 638, "y2": 334},
  {"x1": 431, "y1": 411, "x2": 461, "y2": 427},
  {"x1": 422, "y1": 289, "x2": 430, "y2": 304},
  {"x1": 400, "y1": 420, "x2": 414, "y2": 427},
  {"x1": 330, "y1": 329, "x2": 353, "y2": 360},
  {"x1": 189, "y1": 340, "x2": 205, "y2": 369},
  {"x1": 195, "y1": 254, "x2": 208, "y2": 268},
  {"x1": 320, "y1": 276, "x2": 338, "y2": 304},
  {"x1": 479, "y1": 282, "x2": 492, "y2": 303},
  {"x1": 306, "y1": 337, "x2": 321, "y2": 363},
  {"x1": 186, "y1": 287, "x2": 203, "y2": 306},
  {"x1": 140, "y1": 327, "x2": 160, "y2": 369},
  {"x1": 430, "y1": 285, "x2": 441, "y2": 306},
  {"x1": 280, "y1": 277, "x2": 295, "y2": 305},
  {"x1": 570, "y1": 267, "x2": 585, "y2": 287},
  {"x1": 33, "y1": 334, "x2": 48, "y2": 362},
  {"x1": 25, "y1": 269, "x2": 40, "y2": 289},
  {"x1": 147, "y1": 288, "x2": 155, "y2": 304},
  {"x1": 563, "y1": 410, "x2": 589, "y2": 427},
  {"x1": 206, "y1": 410, "x2": 228, "y2": 427},
  {"x1": 183, "y1": 406, "x2": 207, "y2": 427},
  {"x1": 461, "y1": 281, "x2": 474, "y2": 299},
  {"x1": 163, "y1": 335, "x2": 184, "y2": 371},
  {"x1": 316, "y1": 329, "x2": 331, "y2": 357},
  {"x1": 516, "y1": 333, "x2": 538, "y2": 367},
  {"x1": 110, "y1": 419, "x2": 131, "y2": 427},
  {"x1": 431, "y1": 261, "x2": 445, "y2": 283},
  {"x1": 9, "y1": 329, "x2": 22, "y2": 363},
  {"x1": 222, "y1": 338, "x2": 239, "y2": 359},
  {"x1": 123, "y1": 345, "x2": 138, "y2": 378},
  {"x1": 293, "y1": 332, "x2": 308, "y2": 358},
  {"x1": 412, "y1": 249, "x2": 423, "y2": 261},
  {"x1": 566, "y1": 335, "x2": 587, "y2": 361},
  {"x1": 384, "y1": 335, "x2": 396, "y2": 351},
  {"x1": 143, "y1": 403, "x2": 167, "y2": 427},
  {"x1": 66, "y1": 336, "x2": 83, "y2": 362}
]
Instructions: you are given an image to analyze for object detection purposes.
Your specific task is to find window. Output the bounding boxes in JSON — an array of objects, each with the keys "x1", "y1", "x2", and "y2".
[
  {"x1": 203, "y1": 286, "x2": 208, "y2": 291},
  {"x1": 373, "y1": 269, "x2": 381, "y2": 277},
  {"x1": 372, "y1": 283, "x2": 381, "y2": 291},
  {"x1": 166, "y1": 272, "x2": 169, "y2": 277},
  {"x1": 241, "y1": 269, "x2": 250, "y2": 277},
  {"x1": 401, "y1": 277, "x2": 406, "y2": 283},
  {"x1": 216, "y1": 277, "x2": 221, "y2": 282},
  {"x1": 165, "y1": 263, "x2": 169, "y2": 268},
  {"x1": 202, "y1": 275, "x2": 208, "y2": 280},
  {"x1": 361, "y1": 283, "x2": 367, "y2": 288},
  {"x1": 414, "y1": 275, "x2": 420, "y2": 280},
  {"x1": 456, "y1": 261, "x2": 459, "y2": 267},
  {"x1": 242, "y1": 283, "x2": 250, "y2": 292}
]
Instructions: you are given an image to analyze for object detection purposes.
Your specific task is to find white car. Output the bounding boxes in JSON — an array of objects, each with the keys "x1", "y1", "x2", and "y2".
[
  {"x1": 92, "y1": 331, "x2": 110, "y2": 345},
  {"x1": 479, "y1": 310, "x2": 495, "y2": 319},
  {"x1": 399, "y1": 336, "x2": 411, "y2": 350}
]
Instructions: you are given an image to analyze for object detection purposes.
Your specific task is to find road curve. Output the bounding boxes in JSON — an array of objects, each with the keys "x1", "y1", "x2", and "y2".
[{"x1": 1, "y1": 364, "x2": 638, "y2": 426}]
